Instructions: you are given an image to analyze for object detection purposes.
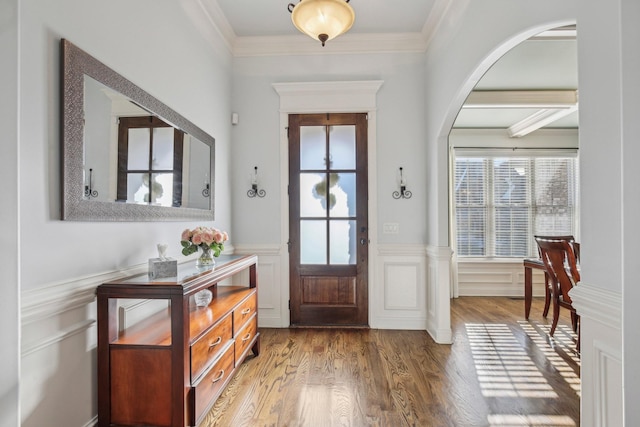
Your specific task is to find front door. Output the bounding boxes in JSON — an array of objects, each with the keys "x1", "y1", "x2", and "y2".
[{"x1": 288, "y1": 113, "x2": 369, "y2": 326}]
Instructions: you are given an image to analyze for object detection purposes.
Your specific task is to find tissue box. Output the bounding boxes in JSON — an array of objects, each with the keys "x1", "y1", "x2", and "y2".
[{"x1": 148, "y1": 258, "x2": 177, "y2": 279}]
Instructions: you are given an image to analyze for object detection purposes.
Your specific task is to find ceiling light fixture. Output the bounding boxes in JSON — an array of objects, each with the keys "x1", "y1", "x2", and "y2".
[{"x1": 287, "y1": 0, "x2": 355, "y2": 47}]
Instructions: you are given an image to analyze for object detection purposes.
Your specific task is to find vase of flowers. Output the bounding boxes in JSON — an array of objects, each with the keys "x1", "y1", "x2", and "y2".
[{"x1": 180, "y1": 226, "x2": 229, "y2": 270}]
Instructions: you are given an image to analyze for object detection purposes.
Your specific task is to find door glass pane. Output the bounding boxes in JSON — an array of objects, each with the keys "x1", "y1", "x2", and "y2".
[
  {"x1": 127, "y1": 172, "x2": 149, "y2": 204},
  {"x1": 328, "y1": 173, "x2": 356, "y2": 217},
  {"x1": 301, "y1": 220, "x2": 327, "y2": 264},
  {"x1": 300, "y1": 173, "x2": 326, "y2": 216},
  {"x1": 330, "y1": 220, "x2": 356, "y2": 264},
  {"x1": 329, "y1": 126, "x2": 355, "y2": 169},
  {"x1": 300, "y1": 126, "x2": 326, "y2": 170},
  {"x1": 128, "y1": 128, "x2": 150, "y2": 169},
  {"x1": 152, "y1": 128, "x2": 174, "y2": 169},
  {"x1": 151, "y1": 173, "x2": 173, "y2": 207}
]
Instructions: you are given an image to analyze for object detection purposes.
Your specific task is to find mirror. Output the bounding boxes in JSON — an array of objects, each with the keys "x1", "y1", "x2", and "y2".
[{"x1": 61, "y1": 39, "x2": 215, "y2": 221}]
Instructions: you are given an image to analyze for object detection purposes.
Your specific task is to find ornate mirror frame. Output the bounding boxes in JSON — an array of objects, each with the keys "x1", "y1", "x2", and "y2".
[{"x1": 61, "y1": 39, "x2": 215, "y2": 221}]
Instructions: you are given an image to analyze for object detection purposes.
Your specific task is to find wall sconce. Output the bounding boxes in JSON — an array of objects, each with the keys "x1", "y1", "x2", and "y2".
[
  {"x1": 392, "y1": 167, "x2": 412, "y2": 199},
  {"x1": 202, "y1": 173, "x2": 210, "y2": 198},
  {"x1": 247, "y1": 166, "x2": 266, "y2": 198},
  {"x1": 84, "y1": 168, "x2": 98, "y2": 199}
]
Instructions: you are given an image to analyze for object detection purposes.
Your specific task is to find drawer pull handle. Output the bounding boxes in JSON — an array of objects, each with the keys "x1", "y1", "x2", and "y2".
[
  {"x1": 208, "y1": 337, "x2": 222, "y2": 349},
  {"x1": 242, "y1": 333, "x2": 252, "y2": 342},
  {"x1": 211, "y1": 369, "x2": 225, "y2": 383},
  {"x1": 241, "y1": 308, "x2": 251, "y2": 315}
]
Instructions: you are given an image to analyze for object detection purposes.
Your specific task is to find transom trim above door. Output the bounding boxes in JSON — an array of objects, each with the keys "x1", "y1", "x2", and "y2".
[{"x1": 273, "y1": 81, "x2": 383, "y2": 113}]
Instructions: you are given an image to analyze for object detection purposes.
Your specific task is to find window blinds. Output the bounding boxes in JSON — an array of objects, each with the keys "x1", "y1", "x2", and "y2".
[{"x1": 454, "y1": 153, "x2": 578, "y2": 258}]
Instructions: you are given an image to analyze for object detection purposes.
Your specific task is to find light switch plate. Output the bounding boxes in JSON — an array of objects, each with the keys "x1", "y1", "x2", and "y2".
[{"x1": 383, "y1": 223, "x2": 399, "y2": 234}]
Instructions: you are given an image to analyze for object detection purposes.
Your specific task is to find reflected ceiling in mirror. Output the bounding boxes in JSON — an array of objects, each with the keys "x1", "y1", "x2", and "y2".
[{"x1": 61, "y1": 39, "x2": 215, "y2": 221}]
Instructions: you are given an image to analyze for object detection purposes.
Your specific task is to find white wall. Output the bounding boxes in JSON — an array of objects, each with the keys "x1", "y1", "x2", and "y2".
[
  {"x1": 620, "y1": 0, "x2": 640, "y2": 421},
  {"x1": 17, "y1": 0, "x2": 233, "y2": 425},
  {"x1": 0, "y1": 0, "x2": 20, "y2": 425},
  {"x1": 230, "y1": 52, "x2": 427, "y2": 246},
  {"x1": 19, "y1": 0, "x2": 233, "y2": 290}
]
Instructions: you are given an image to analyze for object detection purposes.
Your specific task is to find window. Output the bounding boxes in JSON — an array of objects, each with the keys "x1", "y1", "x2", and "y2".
[
  {"x1": 117, "y1": 116, "x2": 184, "y2": 207},
  {"x1": 454, "y1": 153, "x2": 578, "y2": 258}
]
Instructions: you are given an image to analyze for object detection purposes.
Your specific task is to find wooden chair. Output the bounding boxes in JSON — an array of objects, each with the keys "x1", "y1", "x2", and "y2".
[
  {"x1": 535, "y1": 236, "x2": 581, "y2": 350},
  {"x1": 533, "y1": 235, "x2": 578, "y2": 318}
]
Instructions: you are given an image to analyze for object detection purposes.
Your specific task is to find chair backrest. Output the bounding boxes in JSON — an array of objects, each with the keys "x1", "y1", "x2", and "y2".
[
  {"x1": 534, "y1": 234, "x2": 580, "y2": 263},
  {"x1": 535, "y1": 237, "x2": 580, "y2": 303}
]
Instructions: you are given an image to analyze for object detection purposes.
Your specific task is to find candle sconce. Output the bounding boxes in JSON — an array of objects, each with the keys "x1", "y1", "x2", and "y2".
[
  {"x1": 202, "y1": 173, "x2": 210, "y2": 198},
  {"x1": 247, "y1": 166, "x2": 266, "y2": 198},
  {"x1": 392, "y1": 167, "x2": 412, "y2": 199},
  {"x1": 84, "y1": 168, "x2": 98, "y2": 199}
]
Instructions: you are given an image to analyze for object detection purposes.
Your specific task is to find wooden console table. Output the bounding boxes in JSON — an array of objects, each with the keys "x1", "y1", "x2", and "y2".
[{"x1": 96, "y1": 254, "x2": 260, "y2": 427}]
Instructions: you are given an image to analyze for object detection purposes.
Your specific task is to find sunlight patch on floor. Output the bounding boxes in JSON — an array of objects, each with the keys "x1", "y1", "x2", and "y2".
[
  {"x1": 519, "y1": 321, "x2": 581, "y2": 396},
  {"x1": 466, "y1": 323, "x2": 557, "y2": 398},
  {"x1": 487, "y1": 414, "x2": 576, "y2": 426}
]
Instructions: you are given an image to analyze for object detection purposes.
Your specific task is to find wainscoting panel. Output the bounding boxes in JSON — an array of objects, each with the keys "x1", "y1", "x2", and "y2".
[
  {"x1": 570, "y1": 283, "x2": 623, "y2": 427},
  {"x1": 374, "y1": 244, "x2": 427, "y2": 330},
  {"x1": 233, "y1": 244, "x2": 284, "y2": 327},
  {"x1": 457, "y1": 259, "x2": 546, "y2": 297},
  {"x1": 384, "y1": 263, "x2": 420, "y2": 310}
]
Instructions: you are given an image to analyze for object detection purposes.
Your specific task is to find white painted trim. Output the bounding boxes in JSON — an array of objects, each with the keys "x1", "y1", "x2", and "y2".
[
  {"x1": 22, "y1": 319, "x2": 95, "y2": 357},
  {"x1": 569, "y1": 282, "x2": 622, "y2": 330},
  {"x1": 377, "y1": 243, "x2": 427, "y2": 256},
  {"x1": 273, "y1": 80, "x2": 382, "y2": 328},
  {"x1": 21, "y1": 265, "x2": 144, "y2": 324},
  {"x1": 233, "y1": 243, "x2": 282, "y2": 256},
  {"x1": 273, "y1": 81, "x2": 383, "y2": 112},
  {"x1": 569, "y1": 283, "x2": 622, "y2": 427},
  {"x1": 594, "y1": 339, "x2": 623, "y2": 427},
  {"x1": 198, "y1": 0, "x2": 454, "y2": 57},
  {"x1": 233, "y1": 32, "x2": 428, "y2": 57},
  {"x1": 463, "y1": 90, "x2": 578, "y2": 109},
  {"x1": 426, "y1": 245, "x2": 453, "y2": 344}
]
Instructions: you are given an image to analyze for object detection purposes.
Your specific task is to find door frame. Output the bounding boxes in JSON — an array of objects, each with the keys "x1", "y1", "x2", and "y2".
[{"x1": 273, "y1": 80, "x2": 383, "y2": 327}]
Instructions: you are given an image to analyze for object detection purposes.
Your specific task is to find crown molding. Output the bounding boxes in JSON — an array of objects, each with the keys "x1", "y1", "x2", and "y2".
[
  {"x1": 194, "y1": 0, "x2": 236, "y2": 54},
  {"x1": 233, "y1": 31, "x2": 428, "y2": 57},
  {"x1": 199, "y1": 0, "x2": 458, "y2": 57}
]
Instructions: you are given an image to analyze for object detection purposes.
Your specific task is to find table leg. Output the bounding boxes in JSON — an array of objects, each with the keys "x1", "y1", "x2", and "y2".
[{"x1": 524, "y1": 266, "x2": 532, "y2": 319}]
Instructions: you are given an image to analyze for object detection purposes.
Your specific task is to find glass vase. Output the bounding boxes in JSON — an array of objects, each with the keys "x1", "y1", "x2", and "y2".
[{"x1": 195, "y1": 245, "x2": 216, "y2": 270}]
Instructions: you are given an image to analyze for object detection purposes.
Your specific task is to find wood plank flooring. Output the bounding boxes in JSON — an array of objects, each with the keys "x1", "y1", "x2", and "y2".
[{"x1": 201, "y1": 297, "x2": 580, "y2": 427}]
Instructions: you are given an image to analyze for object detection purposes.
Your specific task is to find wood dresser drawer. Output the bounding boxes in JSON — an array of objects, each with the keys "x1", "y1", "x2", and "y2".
[
  {"x1": 190, "y1": 314, "x2": 232, "y2": 381},
  {"x1": 192, "y1": 342, "x2": 235, "y2": 425},
  {"x1": 234, "y1": 314, "x2": 257, "y2": 365},
  {"x1": 233, "y1": 292, "x2": 257, "y2": 334}
]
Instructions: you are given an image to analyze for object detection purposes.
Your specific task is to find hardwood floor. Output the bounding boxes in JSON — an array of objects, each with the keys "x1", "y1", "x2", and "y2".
[{"x1": 201, "y1": 297, "x2": 580, "y2": 427}]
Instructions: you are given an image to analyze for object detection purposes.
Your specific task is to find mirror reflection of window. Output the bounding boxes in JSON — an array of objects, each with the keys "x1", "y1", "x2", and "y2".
[
  {"x1": 116, "y1": 116, "x2": 183, "y2": 207},
  {"x1": 82, "y1": 74, "x2": 212, "y2": 211}
]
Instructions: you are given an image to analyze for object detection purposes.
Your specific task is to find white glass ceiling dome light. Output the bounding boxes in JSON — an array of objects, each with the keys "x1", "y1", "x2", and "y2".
[{"x1": 287, "y1": 0, "x2": 355, "y2": 47}]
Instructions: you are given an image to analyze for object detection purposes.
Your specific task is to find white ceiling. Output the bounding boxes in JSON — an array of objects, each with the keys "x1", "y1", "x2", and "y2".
[
  {"x1": 210, "y1": 0, "x2": 578, "y2": 133},
  {"x1": 214, "y1": 0, "x2": 437, "y2": 37}
]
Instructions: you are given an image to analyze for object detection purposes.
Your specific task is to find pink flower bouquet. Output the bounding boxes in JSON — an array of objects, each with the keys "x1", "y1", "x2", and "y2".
[{"x1": 180, "y1": 226, "x2": 229, "y2": 257}]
